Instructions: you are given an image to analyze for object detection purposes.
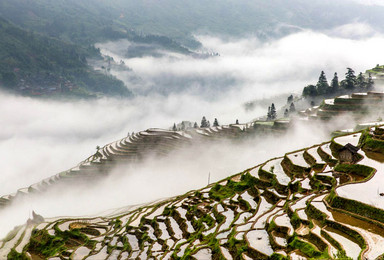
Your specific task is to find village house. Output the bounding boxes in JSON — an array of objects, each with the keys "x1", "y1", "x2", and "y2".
[{"x1": 339, "y1": 143, "x2": 360, "y2": 164}]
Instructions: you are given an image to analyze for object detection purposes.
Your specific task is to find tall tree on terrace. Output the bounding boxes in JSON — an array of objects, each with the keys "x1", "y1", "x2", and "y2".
[
  {"x1": 172, "y1": 123, "x2": 177, "y2": 131},
  {"x1": 356, "y1": 72, "x2": 366, "y2": 89},
  {"x1": 330, "y1": 72, "x2": 339, "y2": 94},
  {"x1": 367, "y1": 73, "x2": 374, "y2": 90},
  {"x1": 213, "y1": 118, "x2": 219, "y2": 127},
  {"x1": 343, "y1": 68, "x2": 356, "y2": 90},
  {"x1": 270, "y1": 103, "x2": 277, "y2": 120},
  {"x1": 200, "y1": 116, "x2": 209, "y2": 128},
  {"x1": 316, "y1": 71, "x2": 329, "y2": 95},
  {"x1": 194, "y1": 122, "x2": 198, "y2": 128}
]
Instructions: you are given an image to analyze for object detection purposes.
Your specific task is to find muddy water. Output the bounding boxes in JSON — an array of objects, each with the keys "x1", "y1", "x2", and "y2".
[
  {"x1": 324, "y1": 227, "x2": 361, "y2": 259},
  {"x1": 331, "y1": 210, "x2": 384, "y2": 259}
]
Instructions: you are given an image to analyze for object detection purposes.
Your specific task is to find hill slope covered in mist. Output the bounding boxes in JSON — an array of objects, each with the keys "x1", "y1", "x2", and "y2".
[{"x1": 4, "y1": 125, "x2": 384, "y2": 259}]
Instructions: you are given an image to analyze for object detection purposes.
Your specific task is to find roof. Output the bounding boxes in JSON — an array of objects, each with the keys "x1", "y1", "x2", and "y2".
[{"x1": 340, "y1": 143, "x2": 359, "y2": 154}]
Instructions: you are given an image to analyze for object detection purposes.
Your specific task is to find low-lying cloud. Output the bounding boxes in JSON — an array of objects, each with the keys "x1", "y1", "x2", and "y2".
[{"x1": 2, "y1": 26, "x2": 384, "y2": 237}]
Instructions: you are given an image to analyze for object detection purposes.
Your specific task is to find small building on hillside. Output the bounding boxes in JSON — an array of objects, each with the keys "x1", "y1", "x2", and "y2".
[{"x1": 339, "y1": 143, "x2": 360, "y2": 164}]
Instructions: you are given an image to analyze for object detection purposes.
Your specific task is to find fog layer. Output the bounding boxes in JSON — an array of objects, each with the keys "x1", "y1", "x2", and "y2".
[{"x1": 2, "y1": 27, "x2": 384, "y2": 236}]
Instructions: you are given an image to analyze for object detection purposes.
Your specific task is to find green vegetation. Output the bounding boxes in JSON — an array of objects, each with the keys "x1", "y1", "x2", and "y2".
[
  {"x1": 208, "y1": 173, "x2": 257, "y2": 201},
  {"x1": 0, "y1": 17, "x2": 131, "y2": 97},
  {"x1": 7, "y1": 249, "x2": 29, "y2": 260},
  {"x1": 328, "y1": 195, "x2": 384, "y2": 224},
  {"x1": 334, "y1": 164, "x2": 374, "y2": 179},
  {"x1": 287, "y1": 237, "x2": 329, "y2": 259},
  {"x1": 361, "y1": 131, "x2": 384, "y2": 153}
]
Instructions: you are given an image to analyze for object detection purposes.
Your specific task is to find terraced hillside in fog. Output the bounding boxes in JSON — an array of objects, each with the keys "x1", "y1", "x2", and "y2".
[
  {"x1": 0, "y1": 121, "x2": 290, "y2": 211},
  {"x1": 4, "y1": 125, "x2": 384, "y2": 259},
  {"x1": 300, "y1": 91, "x2": 384, "y2": 121}
]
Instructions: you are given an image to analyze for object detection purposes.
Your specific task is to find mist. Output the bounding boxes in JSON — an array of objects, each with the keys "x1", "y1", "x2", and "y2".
[{"x1": 2, "y1": 26, "x2": 384, "y2": 237}]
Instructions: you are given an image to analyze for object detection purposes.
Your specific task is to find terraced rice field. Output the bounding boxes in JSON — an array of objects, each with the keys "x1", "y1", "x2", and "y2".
[{"x1": 4, "y1": 127, "x2": 384, "y2": 259}]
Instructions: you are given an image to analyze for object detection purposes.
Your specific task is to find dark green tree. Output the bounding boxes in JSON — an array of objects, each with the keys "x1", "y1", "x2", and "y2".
[
  {"x1": 270, "y1": 103, "x2": 277, "y2": 120},
  {"x1": 330, "y1": 72, "x2": 339, "y2": 94},
  {"x1": 343, "y1": 68, "x2": 356, "y2": 90},
  {"x1": 302, "y1": 84, "x2": 317, "y2": 97},
  {"x1": 289, "y1": 102, "x2": 296, "y2": 113},
  {"x1": 172, "y1": 123, "x2": 177, "y2": 131},
  {"x1": 356, "y1": 72, "x2": 366, "y2": 89},
  {"x1": 213, "y1": 118, "x2": 219, "y2": 127},
  {"x1": 181, "y1": 121, "x2": 186, "y2": 130},
  {"x1": 236, "y1": 119, "x2": 239, "y2": 124},
  {"x1": 200, "y1": 116, "x2": 209, "y2": 128},
  {"x1": 193, "y1": 122, "x2": 198, "y2": 128},
  {"x1": 316, "y1": 71, "x2": 329, "y2": 95}
]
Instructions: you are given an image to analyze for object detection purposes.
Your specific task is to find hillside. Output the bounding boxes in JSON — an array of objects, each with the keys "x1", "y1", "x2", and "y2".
[
  {"x1": 2, "y1": 0, "x2": 384, "y2": 47},
  {"x1": 0, "y1": 18, "x2": 132, "y2": 97},
  {"x1": 3, "y1": 124, "x2": 384, "y2": 259}
]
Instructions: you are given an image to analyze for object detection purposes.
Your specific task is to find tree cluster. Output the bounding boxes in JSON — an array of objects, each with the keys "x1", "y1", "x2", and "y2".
[
  {"x1": 302, "y1": 68, "x2": 374, "y2": 99},
  {"x1": 172, "y1": 117, "x2": 221, "y2": 131}
]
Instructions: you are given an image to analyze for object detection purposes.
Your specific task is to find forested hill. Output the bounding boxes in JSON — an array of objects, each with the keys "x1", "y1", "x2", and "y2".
[
  {"x1": 2, "y1": 0, "x2": 384, "y2": 48},
  {"x1": 0, "y1": 17, "x2": 132, "y2": 97},
  {"x1": 0, "y1": 0, "x2": 196, "y2": 50}
]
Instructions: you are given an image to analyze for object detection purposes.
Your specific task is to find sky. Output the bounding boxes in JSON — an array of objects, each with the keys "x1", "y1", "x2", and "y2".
[{"x1": 1, "y1": 23, "x2": 384, "y2": 236}]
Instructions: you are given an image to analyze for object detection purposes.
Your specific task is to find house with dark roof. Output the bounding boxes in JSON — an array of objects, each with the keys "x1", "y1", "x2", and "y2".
[{"x1": 339, "y1": 143, "x2": 360, "y2": 164}]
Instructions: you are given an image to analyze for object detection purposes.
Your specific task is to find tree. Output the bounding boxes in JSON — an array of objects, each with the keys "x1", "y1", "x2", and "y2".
[
  {"x1": 181, "y1": 121, "x2": 186, "y2": 130},
  {"x1": 200, "y1": 116, "x2": 209, "y2": 128},
  {"x1": 367, "y1": 73, "x2": 374, "y2": 90},
  {"x1": 287, "y1": 94, "x2": 293, "y2": 104},
  {"x1": 330, "y1": 72, "x2": 339, "y2": 94},
  {"x1": 289, "y1": 102, "x2": 296, "y2": 113},
  {"x1": 267, "y1": 106, "x2": 271, "y2": 120},
  {"x1": 194, "y1": 122, "x2": 198, "y2": 128},
  {"x1": 302, "y1": 85, "x2": 317, "y2": 97},
  {"x1": 284, "y1": 109, "x2": 289, "y2": 118},
  {"x1": 356, "y1": 72, "x2": 366, "y2": 89},
  {"x1": 172, "y1": 123, "x2": 177, "y2": 131},
  {"x1": 343, "y1": 68, "x2": 356, "y2": 90},
  {"x1": 236, "y1": 119, "x2": 239, "y2": 124},
  {"x1": 270, "y1": 103, "x2": 277, "y2": 120},
  {"x1": 316, "y1": 71, "x2": 329, "y2": 95},
  {"x1": 213, "y1": 118, "x2": 219, "y2": 127}
]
